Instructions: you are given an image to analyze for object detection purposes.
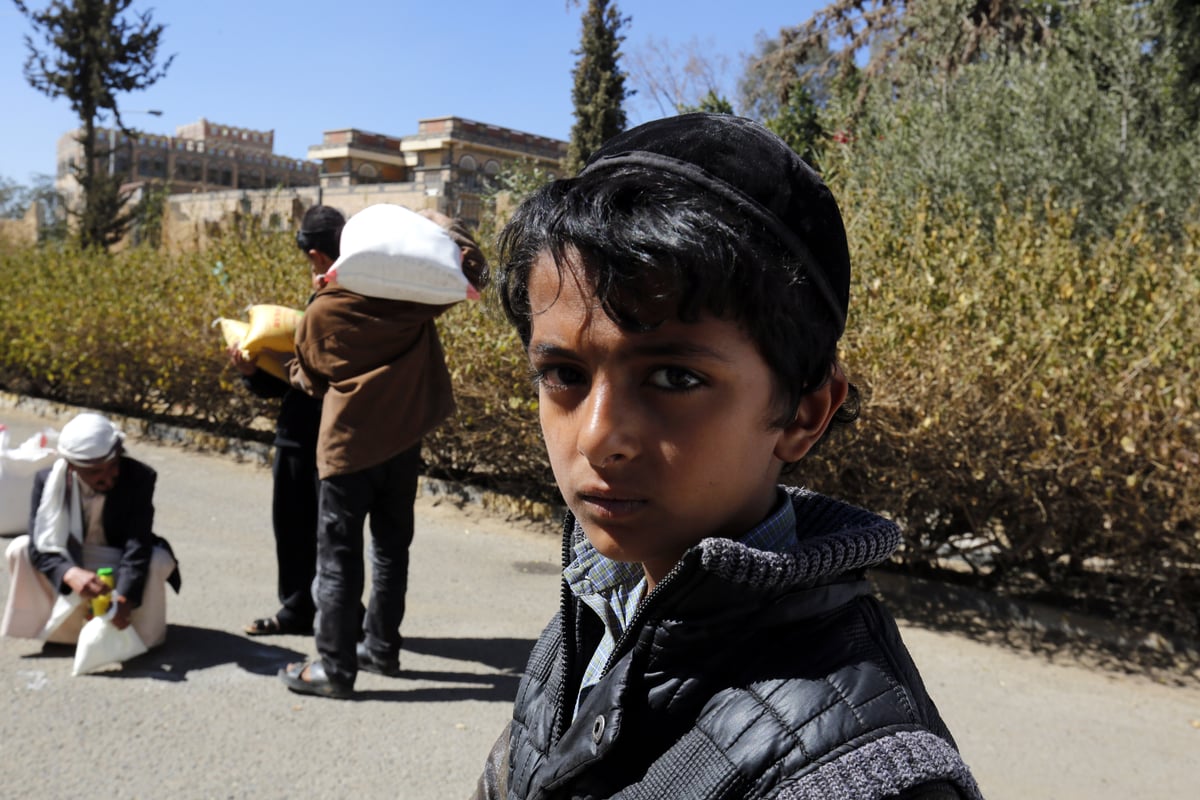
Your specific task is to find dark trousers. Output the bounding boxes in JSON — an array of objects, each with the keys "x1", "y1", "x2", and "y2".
[
  {"x1": 272, "y1": 444, "x2": 319, "y2": 630},
  {"x1": 314, "y1": 443, "x2": 421, "y2": 686}
]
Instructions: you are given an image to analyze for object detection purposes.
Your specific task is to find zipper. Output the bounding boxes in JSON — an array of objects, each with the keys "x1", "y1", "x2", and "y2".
[
  {"x1": 551, "y1": 510, "x2": 578, "y2": 742},
  {"x1": 597, "y1": 551, "x2": 695, "y2": 679},
  {"x1": 550, "y1": 516, "x2": 697, "y2": 740}
]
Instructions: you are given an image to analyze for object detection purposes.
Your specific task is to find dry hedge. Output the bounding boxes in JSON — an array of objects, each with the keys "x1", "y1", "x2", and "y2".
[
  {"x1": 802, "y1": 196, "x2": 1200, "y2": 637},
  {"x1": 1, "y1": 204, "x2": 1196, "y2": 639}
]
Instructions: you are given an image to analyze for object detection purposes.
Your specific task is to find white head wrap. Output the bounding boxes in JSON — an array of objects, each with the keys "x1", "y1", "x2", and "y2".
[
  {"x1": 32, "y1": 413, "x2": 125, "y2": 559},
  {"x1": 57, "y1": 412, "x2": 125, "y2": 466}
]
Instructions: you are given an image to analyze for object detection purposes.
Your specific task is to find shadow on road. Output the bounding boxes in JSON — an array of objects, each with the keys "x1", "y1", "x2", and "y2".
[
  {"x1": 354, "y1": 670, "x2": 521, "y2": 703},
  {"x1": 329, "y1": 635, "x2": 537, "y2": 703},
  {"x1": 18, "y1": 623, "x2": 308, "y2": 682},
  {"x1": 405, "y1": 635, "x2": 534, "y2": 673}
]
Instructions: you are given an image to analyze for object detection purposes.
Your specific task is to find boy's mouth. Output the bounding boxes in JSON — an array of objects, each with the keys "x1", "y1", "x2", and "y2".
[{"x1": 576, "y1": 491, "x2": 648, "y2": 519}]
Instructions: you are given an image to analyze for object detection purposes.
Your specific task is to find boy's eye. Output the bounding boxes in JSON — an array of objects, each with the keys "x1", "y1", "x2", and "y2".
[
  {"x1": 647, "y1": 367, "x2": 703, "y2": 391},
  {"x1": 534, "y1": 365, "x2": 586, "y2": 390}
]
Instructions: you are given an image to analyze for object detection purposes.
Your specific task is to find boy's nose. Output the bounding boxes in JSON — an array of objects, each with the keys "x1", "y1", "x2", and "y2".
[{"x1": 576, "y1": 382, "x2": 639, "y2": 468}]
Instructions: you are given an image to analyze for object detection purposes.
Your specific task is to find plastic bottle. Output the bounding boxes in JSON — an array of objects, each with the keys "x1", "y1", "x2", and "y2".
[{"x1": 90, "y1": 567, "x2": 115, "y2": 618}]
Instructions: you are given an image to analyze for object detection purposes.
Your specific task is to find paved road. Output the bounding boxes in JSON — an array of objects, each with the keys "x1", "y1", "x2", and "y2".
[{"x1": 2, "y1": 404, "x2": 1198, "y2": 799}]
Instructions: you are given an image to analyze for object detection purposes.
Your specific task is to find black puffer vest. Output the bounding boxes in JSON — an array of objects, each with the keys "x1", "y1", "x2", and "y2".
[{"x1": 482, "y1": 488, "x2": 982, "y2": 800}]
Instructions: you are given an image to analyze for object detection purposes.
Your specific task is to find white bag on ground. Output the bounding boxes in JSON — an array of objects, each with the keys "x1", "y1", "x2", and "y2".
[
  {"x1": 72, "y1": 612, "x2": 148, "y2": 676},
  {"x1": 0, "y1": 425, "x2": 58, "y2": 535},
  {"x1": 324, "y1": 204, "x2": 471, "y2": 305}
]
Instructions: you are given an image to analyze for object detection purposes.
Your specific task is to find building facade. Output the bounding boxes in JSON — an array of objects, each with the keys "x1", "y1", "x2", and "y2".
[
  {"x1": 53, "y1": 115, "x2": 567, "y2": 246},
  {"x1": 55, "y1": 118, "x2": 321, "y2": 209},
  {"x1": 306, "y1": 116, "x2": 567, "y2": 227}
]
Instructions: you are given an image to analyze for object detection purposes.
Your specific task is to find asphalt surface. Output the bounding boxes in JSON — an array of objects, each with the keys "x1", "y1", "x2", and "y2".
[{"x1": 2, "y1": 404, "x2": 1198, "y2": 799}]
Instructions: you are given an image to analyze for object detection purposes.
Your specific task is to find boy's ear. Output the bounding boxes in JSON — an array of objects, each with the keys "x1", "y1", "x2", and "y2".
[
  {"x1": 773, "y1": 367, "x2": 850, "y2": 463},
  {"x1": 308, "y1": 249, "x2": 336, "y2": 272}
]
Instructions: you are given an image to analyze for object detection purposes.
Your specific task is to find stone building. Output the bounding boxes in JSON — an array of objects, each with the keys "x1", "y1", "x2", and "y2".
[
  {"x1": 53, "y1": 115, "x2": 566, "y2": 247},
  {"x1": 54, "y1": 118, "x2": 320, "y2": 210},
  {"x1": 306, "y1": 116, "x2": 566, "y2": 225}
]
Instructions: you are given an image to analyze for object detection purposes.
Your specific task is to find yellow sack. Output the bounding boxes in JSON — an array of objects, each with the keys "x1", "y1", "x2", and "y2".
[
  {"x1": 242, "y1": 304, "x2": 303, "y2": 354},
  {"x1": 212, "y1": 308, "x2": 298, "y2": 383},
  {"x1": 214, "y1": 318, "x2": 250, "y2": 351}
]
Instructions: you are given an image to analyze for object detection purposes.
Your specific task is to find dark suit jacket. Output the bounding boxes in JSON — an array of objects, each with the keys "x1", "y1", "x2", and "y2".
[{"x1": 27, "y1": 456, "x2": 158, "y2": 606}]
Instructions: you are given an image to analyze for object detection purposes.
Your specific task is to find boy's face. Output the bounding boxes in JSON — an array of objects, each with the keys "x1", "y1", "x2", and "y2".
[{"x1": 527, "y1": 252, "x2": 842, "y2": 588}]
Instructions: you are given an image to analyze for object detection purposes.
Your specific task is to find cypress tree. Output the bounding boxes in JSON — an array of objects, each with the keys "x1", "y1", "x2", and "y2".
[
  {"x1": 15, "y1": 0, "x2": 173, "y2": 250},
  {"x1": 566, "y1": 0, "x2": 630, "y2": 175}
]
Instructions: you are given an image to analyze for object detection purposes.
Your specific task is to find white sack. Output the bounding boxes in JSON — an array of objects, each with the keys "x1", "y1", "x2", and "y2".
[
  {"x1": 72, "y1": 614, "x2": 148, "y2": 676},
  {"x1": 324, "y1": 204, "x2": 470, "y2": 305},
  {"x1": 0, "y1": 426, "x2": 58, "y2": 535}
]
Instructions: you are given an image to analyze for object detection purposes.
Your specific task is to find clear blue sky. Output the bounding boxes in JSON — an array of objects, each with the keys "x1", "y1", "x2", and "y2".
[{"x1": 0, "y1": 0, "x2": 825, "y2": 185}]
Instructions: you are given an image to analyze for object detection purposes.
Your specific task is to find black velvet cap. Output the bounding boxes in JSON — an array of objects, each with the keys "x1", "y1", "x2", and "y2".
[
  {"x1": 579, "y1": 113, "x2": 850, "y2": 336},
  {"x1": 296, "y1": 205, "x2": 346, "y2": 258}
]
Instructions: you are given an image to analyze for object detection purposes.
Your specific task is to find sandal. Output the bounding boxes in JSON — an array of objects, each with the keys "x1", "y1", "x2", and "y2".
[
  {"x1": 279, "y1": 660, "x2": 352, "y2": 699},
  {"x1": 244, "y1": 615, "x2": 311, "y2": 637}
]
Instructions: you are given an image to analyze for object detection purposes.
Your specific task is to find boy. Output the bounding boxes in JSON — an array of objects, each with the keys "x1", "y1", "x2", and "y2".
[{"x1": 473, "y1": 115, "x2": 981, "y2": 798}]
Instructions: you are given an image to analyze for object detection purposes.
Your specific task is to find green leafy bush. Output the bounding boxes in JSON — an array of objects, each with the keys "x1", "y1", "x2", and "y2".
[{"x1": 819, "y1": 0, "x2": 1200, "y2": 241}]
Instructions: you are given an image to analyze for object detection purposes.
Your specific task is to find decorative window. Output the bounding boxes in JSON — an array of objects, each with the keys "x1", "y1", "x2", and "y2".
[
  {"x1": 484, "y1": 159, "x2": 501, "y2": 176},
  {"x1": 459, "y1": 155, "x2": 478, "y2": 172}
]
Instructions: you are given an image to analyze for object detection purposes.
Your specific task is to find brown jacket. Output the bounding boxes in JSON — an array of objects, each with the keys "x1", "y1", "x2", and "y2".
[{"x1": 290, "y1": 286, "x2": 456, "y2": 479}]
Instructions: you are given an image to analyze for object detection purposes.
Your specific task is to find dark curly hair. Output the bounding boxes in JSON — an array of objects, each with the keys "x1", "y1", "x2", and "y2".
[{"x1": 495, "y1": 164, "x2": 859, "y2": 431}]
